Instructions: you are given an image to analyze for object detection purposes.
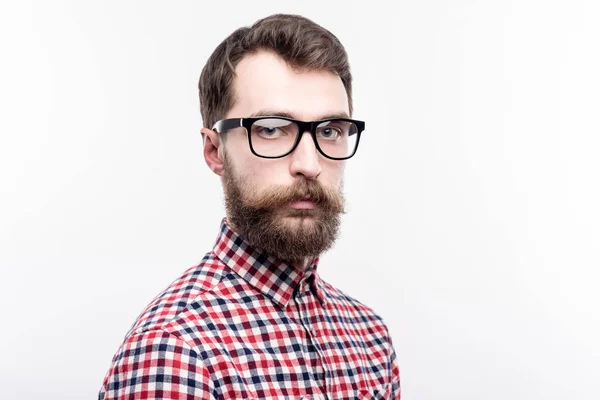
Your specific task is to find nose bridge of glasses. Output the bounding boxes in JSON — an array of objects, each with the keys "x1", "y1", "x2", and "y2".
[
  {"x1": 298, "y1": 121, "x2": 318, "y2": 148},
  {"x1": 293, "y1": 120, "x2": 313, "y2": 136},
  {"x1": 287, "y1": 121, "x2": 317, "y2": 159}
]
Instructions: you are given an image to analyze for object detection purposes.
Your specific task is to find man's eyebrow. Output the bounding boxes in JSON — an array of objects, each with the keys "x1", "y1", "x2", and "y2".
[{"x1": 248, "y1": 109, "x2": 350, "y2": 120}]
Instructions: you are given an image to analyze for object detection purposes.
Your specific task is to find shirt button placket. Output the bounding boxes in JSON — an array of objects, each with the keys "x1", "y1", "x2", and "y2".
[{"x1": 297, "y1": 285, "x2": 331, "y2": 397}]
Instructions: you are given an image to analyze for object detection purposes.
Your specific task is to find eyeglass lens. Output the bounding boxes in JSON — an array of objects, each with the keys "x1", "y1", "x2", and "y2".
[{"x1": 249, "y1": 118, "x2": 358, "y2": 158}]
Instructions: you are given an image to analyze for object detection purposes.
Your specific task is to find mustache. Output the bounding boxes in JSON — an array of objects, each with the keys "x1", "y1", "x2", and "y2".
[{"x1": 243, "y1": 179, "x2": 345, "y2": 213}]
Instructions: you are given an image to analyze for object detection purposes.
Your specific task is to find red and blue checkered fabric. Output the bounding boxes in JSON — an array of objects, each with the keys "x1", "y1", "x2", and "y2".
[{"x1": 99, "y1": 218, "x2": 400, "y2": 399}]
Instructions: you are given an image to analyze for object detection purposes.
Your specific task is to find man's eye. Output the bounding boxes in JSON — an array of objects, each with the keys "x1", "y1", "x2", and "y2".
[
  {"x1": 256, "y1": 127, "x2": 282, "y2": 139},
  {"x1": 318, "y1": 127, "x2": 342, "y2": 140}
]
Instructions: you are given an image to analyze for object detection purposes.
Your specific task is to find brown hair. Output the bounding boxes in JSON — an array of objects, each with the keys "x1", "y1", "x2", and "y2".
[{"x1": 198, "y1": 13, "x2": 353, "y2": 130}]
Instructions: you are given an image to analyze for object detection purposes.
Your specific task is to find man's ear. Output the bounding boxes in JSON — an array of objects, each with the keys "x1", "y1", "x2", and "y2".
[{"x1": 200, "y1": 127, "x2": 224, "y2": 176}]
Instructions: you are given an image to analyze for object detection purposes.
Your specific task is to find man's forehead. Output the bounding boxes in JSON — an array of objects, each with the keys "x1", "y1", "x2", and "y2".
[
  {"x1": 228, "y1": 51, "x2": 350, "y2": 120},
  {"x1": 247, "y1": 108, "x2": 350, "y2": 121}
]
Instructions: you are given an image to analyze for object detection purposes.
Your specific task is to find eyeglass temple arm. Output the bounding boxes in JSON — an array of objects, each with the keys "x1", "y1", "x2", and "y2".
[{"x1": 212, "y1": 118, "x2": 243, "y2": 133}]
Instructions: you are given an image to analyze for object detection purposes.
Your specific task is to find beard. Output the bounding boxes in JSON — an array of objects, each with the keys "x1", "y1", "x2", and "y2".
[{"x1": 221, "y1": 154, "x2": 346, "y2": 266}]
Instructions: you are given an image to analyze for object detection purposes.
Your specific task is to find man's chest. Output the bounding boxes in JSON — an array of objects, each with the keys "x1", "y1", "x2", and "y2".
[{"x1": 174, "y1": 292, "x2": 392, "y2": 399}]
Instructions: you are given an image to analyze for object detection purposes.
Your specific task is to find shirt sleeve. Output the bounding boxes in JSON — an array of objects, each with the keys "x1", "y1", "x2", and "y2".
[
  {"x1": 389, "y1": 333, "x2": 401, "y2": 399},
  {"x1": 99, "y1": 330, "x2": 216, "y2": 400}
]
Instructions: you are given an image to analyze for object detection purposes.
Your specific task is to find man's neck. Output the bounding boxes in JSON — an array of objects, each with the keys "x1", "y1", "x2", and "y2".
[
  {"x1": 225, "y1": 216, "x2": 318, "y2": 272},
  {"x1": 294, "y1": 257, "x2": 316, "y2": 272}
]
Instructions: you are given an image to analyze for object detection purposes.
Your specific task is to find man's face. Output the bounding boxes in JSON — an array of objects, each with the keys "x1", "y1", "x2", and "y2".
[{"x1": 217, "y1": 51, "x2": 350, "y2": 266}]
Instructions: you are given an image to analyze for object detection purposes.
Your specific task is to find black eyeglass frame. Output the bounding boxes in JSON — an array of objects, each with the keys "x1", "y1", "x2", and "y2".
[{"x1": 212, "y1": 116, "x2": 365, "y2": 160}]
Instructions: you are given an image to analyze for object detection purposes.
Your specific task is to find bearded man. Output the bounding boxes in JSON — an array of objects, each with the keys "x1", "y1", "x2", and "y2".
[{"x1": 99, "y1": 13, "x2": 400, "y2": 400}]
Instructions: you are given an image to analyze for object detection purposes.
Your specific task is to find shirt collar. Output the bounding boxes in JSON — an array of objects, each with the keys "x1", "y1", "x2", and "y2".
[{"x1": 212, "y1": 218, "x2": 327, "y2": 308}]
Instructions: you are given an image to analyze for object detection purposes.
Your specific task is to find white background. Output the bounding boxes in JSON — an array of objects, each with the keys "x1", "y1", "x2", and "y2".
[{"x1": 1, "y1": 0, "x2": 599, "y2": 399}]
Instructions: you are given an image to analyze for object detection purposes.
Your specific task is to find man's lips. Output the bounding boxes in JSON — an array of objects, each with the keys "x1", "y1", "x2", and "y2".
[{"x1": 288, "y1": 199, "x2": 316, "y2": 210}]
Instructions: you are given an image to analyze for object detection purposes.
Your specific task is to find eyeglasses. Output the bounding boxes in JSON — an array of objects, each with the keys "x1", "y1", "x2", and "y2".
[{"x1": 212, "y1": 116, "x2": 365, "y2": 160}]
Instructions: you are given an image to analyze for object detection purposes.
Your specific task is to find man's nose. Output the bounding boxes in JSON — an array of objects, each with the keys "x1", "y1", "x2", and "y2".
[{"x1": 289, "y1": 131, "x2": 321, "y2": 179}]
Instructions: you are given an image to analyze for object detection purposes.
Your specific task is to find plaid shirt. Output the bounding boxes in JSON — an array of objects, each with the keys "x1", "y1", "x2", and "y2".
[{"x1": 99, "y1": 218, "x2": 400, "y2": 399}]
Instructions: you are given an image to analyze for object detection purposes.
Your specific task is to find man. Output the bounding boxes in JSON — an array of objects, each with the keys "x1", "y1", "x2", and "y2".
[{"x1": 99, "y1": 13, "x2": 400, "y2": 399}]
